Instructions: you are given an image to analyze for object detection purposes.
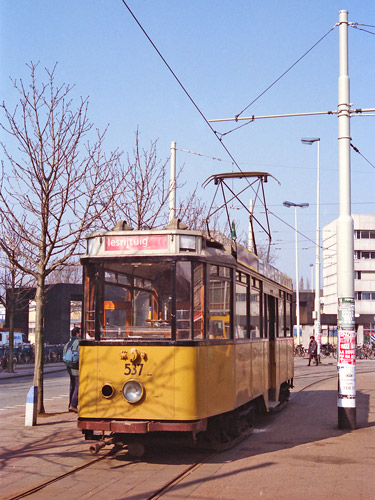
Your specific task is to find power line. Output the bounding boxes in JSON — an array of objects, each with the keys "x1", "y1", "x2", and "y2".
[
  {"x1": 119, "y1": 0, "x2": 246, "y2": 179},
  {"x1": 351, "y1": 25, "x2": 375, "y2": 36},
  {"x1": 234, "y1": 26, "x2": 336, "y2": 120},
  {"x1": 351, "y1": 143, "x2": 375, "y2": 170}
]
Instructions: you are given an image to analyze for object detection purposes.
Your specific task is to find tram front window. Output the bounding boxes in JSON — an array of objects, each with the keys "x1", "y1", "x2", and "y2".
[{"x1": 102, "y1": 262, "x2": 173, "y2": 339}]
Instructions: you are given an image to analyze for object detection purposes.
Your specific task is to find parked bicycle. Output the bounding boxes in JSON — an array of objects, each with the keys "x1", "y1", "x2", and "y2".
[
  {"x1": 0, "y1": 350, "x2": 18, "y2": 370},
  {"x1": 356, "y1": 344, "x2": 375, "y2": 360},
  {"x1": 294, "y1": 344, "x2": 305, "y2": 357},
  {"x1": 320, "y1": 343, "x2": 337, "y2": 359}
]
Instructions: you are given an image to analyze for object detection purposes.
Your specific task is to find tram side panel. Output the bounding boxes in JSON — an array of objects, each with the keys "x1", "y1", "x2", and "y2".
[
  {"x1": 251, "y1": 340, "x2": 270, "y2": 406},
  {"x1": 269, "y1": 338, "x2": 294, "y2": 402},
  {"x1": 234, "y1": 342, "x2": 252, "y2": 407}
]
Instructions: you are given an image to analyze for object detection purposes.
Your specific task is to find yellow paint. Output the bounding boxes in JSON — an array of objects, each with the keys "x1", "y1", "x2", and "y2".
[{"x1": 79, "y1": 339, "x2": 294, "y2": 420}]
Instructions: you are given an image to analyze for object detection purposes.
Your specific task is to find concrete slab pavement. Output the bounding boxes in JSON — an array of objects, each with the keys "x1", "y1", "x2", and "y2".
[{"x1": 0, "y1": 358, "x2": 374, "y2": 500}]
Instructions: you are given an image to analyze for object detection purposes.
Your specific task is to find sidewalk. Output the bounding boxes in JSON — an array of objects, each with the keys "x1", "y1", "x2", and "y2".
[
  {"x1": 0, "y1": 362, "x2": 66, "y2": 380},
  {"x1": 1, "y1": 359, "x2": 374, "y2": 500}
]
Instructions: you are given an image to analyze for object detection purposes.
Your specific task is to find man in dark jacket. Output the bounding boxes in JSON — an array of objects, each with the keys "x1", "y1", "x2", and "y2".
[
  {"x1": 63, "y1": 327, "x2": 81, "y2": 412},
  {"x1": 307, "y1": 335, "x2": 318, "y2": 366}
]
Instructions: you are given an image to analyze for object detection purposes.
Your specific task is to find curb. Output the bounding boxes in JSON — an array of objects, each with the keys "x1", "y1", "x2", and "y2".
[{"x1": 0, "y1": 364, "x2": 66, "y2": 380}]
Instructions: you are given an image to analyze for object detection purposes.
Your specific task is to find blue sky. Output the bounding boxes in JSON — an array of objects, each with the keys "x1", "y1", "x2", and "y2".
[{"x1": 1, "y1": 1, "x2": 374, "y2": 284}]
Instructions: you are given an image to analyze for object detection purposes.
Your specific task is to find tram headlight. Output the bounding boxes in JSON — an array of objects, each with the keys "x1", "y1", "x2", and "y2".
[{"x1": 122, "y1": 380, "x2": 144, "y2": 404}]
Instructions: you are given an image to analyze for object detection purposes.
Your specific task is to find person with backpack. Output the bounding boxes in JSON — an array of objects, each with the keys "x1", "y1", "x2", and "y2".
[{"x1": 63, "y1": 326, "x2": 81, "y2": 412}]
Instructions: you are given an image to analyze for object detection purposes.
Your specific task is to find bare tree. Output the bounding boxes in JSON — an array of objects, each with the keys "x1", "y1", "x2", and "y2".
[
  {"x1": 0, "y1": 62, "x2": 123, "y2": 413},
  {"x1": 95, "y1": 129, "x2": 171, "y2": 230}
]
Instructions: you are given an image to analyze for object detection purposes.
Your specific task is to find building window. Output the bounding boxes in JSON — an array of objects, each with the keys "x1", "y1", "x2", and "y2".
[
  {"x1": 355, "y1": 230, "x2": 375, "y2": 239},
  {"x1": 356, "y1": 292, "x2": 375, "y2": 300},
  {"x1": 355, "y1": 251, "x2": 375, "y2": 260}
]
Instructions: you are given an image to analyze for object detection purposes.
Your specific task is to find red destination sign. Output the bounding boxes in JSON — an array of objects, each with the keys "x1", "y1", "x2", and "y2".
[{"x1": 105, "y1": 235, "x2": 168, "y2": 252}]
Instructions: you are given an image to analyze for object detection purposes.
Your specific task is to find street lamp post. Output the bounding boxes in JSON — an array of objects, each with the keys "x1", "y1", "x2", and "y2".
[
  {"x1": 283, "y1": 200, "x2": 309, "y2": 346},
  {"x1": 302, "y1": 137, "x2": 321, "y2": 356}
]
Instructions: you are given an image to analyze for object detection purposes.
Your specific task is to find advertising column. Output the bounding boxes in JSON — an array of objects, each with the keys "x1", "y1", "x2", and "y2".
[{"x1": 337, "y1": 297, "x2": 356, "y2": 427}]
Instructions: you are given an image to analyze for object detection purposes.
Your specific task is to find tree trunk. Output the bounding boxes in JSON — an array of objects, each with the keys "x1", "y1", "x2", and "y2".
[
  {"x1": 8, "y1": 304, "x2": 15, "y2": 373},
  {"x1": 33, "y1": 278, "x2": 45, "y2": 415}
]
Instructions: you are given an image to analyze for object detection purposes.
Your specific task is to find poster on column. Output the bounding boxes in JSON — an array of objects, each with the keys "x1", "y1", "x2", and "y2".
[{"x1": 337, "y1": 329, "x2": 356, "y2": 408}]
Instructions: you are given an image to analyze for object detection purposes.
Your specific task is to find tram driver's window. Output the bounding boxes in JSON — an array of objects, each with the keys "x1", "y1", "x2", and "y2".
[
  {"x1": 176, "y1": 262, "x2": 191, "y2": 339},
  {"x1": 102, "y1": 262, "x2": 173, "y2": 339}
]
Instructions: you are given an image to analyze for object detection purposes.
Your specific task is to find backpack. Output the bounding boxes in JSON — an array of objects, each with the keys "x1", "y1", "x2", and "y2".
[{"x1": 63, "y1": 339, "x2": 79, "y2": 369}]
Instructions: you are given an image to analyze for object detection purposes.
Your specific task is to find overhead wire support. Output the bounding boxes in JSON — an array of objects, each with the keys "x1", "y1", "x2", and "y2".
[
  {"x1": 234, "y1": 25, "x2": 336, "y2": 119},
  {"x1": 210, "y1": 110, "x2": 337, "y2": 124}
]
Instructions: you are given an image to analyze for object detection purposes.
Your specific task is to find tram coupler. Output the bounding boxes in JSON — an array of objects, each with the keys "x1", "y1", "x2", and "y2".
[{"x1": 89, "y1": 437, "x2": 117, "y2": 455}]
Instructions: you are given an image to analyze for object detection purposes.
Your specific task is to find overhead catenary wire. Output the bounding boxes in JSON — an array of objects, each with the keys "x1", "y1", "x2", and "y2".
[
  {"x1": 350, "y1": 143, "x2": 375, "y2": 170},
  {"x1": 351, "y1": 25, "x2": 375, "y2": 36},
  {"x1": 119, "y1": 0, "x2": 247, "y2": 182},
  {"x1": 234, "y1": 26, "x2": 336, "y2": 120},
  {"x1": 119, "y1": 4, "x2": 370, "y2": 254}
]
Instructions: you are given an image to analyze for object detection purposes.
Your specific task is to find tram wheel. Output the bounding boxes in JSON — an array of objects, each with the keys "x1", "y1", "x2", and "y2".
[{"x1": 127, "y1": 442, "x2": 145, "y2": 458}]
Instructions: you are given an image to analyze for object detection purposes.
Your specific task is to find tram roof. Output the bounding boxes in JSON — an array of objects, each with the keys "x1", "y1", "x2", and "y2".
[{"x1": 83, "y1": 224, "x2": 292, "y2": 290}]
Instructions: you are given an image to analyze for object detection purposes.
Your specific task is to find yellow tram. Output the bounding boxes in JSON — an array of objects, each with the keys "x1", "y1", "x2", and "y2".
[{"x1": 78, "y1": 219, "x2": 294, "y2": 451}]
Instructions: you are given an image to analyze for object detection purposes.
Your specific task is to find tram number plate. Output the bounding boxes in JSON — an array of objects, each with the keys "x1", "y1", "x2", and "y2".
[{"x1": 124, "y1": 363, "x2": 143, "y2": 376}]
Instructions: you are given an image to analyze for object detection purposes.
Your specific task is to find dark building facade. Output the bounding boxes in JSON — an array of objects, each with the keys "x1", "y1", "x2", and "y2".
[{"x1": 5, "y1": 283, "x2": 83, "y2": 344}]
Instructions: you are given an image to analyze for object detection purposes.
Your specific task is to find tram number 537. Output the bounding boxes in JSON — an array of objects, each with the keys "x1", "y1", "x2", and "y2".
[{"x1": 124, "y1": 363, "x2": 144, "y2": 376}]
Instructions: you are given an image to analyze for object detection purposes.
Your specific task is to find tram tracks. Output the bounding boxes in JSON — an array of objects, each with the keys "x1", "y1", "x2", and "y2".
[
  {"x1": 6, "y1": 448, "x2": 121, "y2": 500},
  {"x1": 6, "y1": 365, "x2": 373, "y2": 500}
]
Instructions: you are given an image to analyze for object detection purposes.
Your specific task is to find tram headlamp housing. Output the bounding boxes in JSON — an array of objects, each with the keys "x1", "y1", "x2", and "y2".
[{"x1": 122, "y1": 380, "x2": 144, "y2": 404}]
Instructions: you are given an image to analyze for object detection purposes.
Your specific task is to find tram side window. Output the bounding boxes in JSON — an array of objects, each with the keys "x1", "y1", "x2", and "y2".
[
  {"x1": 208, "y1": 265, "x2": 231, "y2": 340},
  {"x1": 285, "y1": 294, "x2": 292, "y2": 337},
  {"x1": 176, "y1": 261, "x2": 192, "y2": 340},
  {"x1": 193, "y1": 263, "x2": 204, "y2": 339},
  {"x1": 278, "y1": 291, "x2": 285, "y2": 337},
  {"x1": 84, "y1": 263, "x2": 96, "y2": 339},
  {"x1": 235, "y1": 274, "x2": 248, "y2": 339},
  {"x1": 250, "y1": 279, "x2": 261, "y2": 338}
]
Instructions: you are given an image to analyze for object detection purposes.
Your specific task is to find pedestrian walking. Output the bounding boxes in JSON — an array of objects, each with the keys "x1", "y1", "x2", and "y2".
[
  {"x1": 63, "y1": 326, "x2": 81, "y2": 412},
  {"x1": 307, "y1": 335, "x2": 318, "y2": 366}
]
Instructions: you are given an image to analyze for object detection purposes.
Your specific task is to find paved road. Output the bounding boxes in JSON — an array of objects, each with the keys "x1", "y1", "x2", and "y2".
[
  {"x1": 1, "y1": 358, "x2": 374, "y2": 500},
  {"x1": 0, "y1": 371, "x2": 69, "y2": 415}
]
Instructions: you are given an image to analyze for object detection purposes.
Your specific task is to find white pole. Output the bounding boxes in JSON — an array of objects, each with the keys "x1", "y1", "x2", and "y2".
[
  {"x1": 25, "y1": 386, "x2": 38, "y2": 426},
  {"x1": 295, "y1": 206, "x2": 301, "y2": 346},
  {"x1": 169, "y1": 141, "x2": 176, "y2": 223},
  {"x1": 248, "y1": 199, "x2": 255, "y2": 253},
  {"x1": 315, "y1": 140, "x2": 321, "y2": 356},
  {"x1": 337, "y1": 9, "x2": 356, "y2": 429}
]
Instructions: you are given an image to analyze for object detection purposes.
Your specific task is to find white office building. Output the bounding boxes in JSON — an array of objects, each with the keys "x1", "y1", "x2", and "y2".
[{"x1": 322, "y1": 214, "x2": 375, "y2": 344}]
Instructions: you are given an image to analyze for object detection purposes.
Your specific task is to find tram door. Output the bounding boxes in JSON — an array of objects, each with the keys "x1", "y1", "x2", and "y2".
[
  {"x1": 264, "y1": 293, "x2": 278, "y2": 401},
  {"x1": 264, "y1": 294, "x2": 276, "y2": 341}
]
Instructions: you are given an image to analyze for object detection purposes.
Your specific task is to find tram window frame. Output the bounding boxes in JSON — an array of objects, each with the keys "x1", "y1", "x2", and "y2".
[
  {"x1": 235, "y1": 272, "x2": 249, "y2": 339},
  {"x1": 99, "y1": 260, "x2": 176, "y2": 340},
  {"x1": 285, "y1": 294, "x2": 292, "y2": 337},
  {"x1": 193, "y1": 261, "x2": 205, "y2": 340},
  {"x1": 176, "y1": 260, "x2": 193, "y2": 340},
  {"x1": 250, "y1": 276, "x2": 262, "y2": 339},
  {"x1": 278, "y1": 290, "x2": 285, "y2": 337},
  {"x1": 207, "y1": 264, "x2": 233, "y2": 340}
]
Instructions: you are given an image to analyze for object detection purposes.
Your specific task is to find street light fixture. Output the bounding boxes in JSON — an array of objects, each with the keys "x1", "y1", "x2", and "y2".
[
  {"x1": 302, "y1": 137, "x2": 321, "y2": 356},
  {"x1": 283, "y1": 200, "x2": 309, "y2": 346}
]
